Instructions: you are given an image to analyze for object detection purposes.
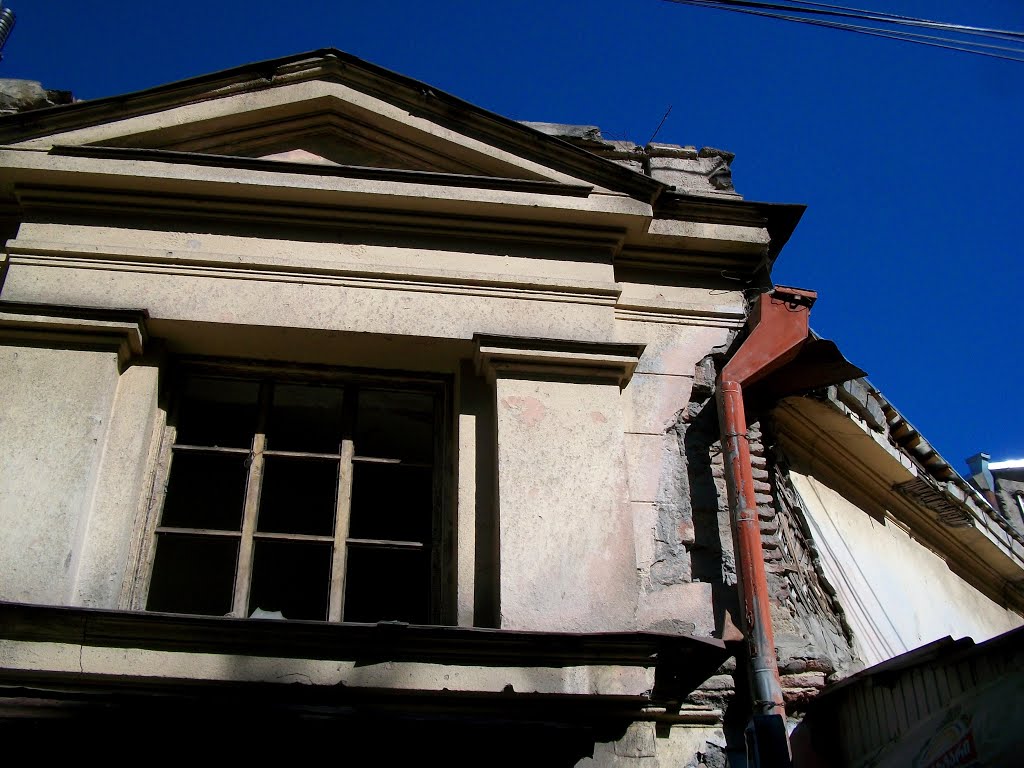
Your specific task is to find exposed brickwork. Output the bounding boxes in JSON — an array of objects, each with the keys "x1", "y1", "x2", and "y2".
[{"x1": 757, "y1": 421, "x2": 860, "y2": 707}]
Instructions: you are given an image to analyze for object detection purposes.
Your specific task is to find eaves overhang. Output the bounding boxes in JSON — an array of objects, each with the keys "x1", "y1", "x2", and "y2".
[
  {"x1": 655, "y1": 193, "x2": 805, "y2": 257},
  {"x1": 631, "y1": 192, "x2": 805, "y2": 281},
  {"x1": 773, "y1": 393, "x2": 1024, "y2": 612},
  {"x1": 0, "y1": 49, "x2": 667, "y2": 205},
  {"x1": 655, "y1": 193, "x2": 804, "y2": 242},
  {"x1": 833, "y1": 378, "x2": 1024, "y2": 552}
]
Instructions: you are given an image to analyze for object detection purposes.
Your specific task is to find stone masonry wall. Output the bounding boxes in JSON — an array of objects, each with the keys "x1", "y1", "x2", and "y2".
[
  {"x1": 670, "y1": 355, "x2": 748, "y2": 762},
  {"x1": 659, "y1": 351, "x2": 861, "y2": 741}
]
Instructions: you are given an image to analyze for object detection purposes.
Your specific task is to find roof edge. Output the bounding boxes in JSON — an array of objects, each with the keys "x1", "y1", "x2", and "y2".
[{"x1": 0, "y1": 48, "x2": 667, "y2": 204}]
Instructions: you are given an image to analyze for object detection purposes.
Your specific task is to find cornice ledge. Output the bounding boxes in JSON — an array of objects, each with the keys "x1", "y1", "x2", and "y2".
[
  {"x1": 614, "y1": 301, "x2": 746, "y2": 329},
  {"x1": 474, "y1": 333, "x2": 645, "y2": 387},
  {"x1": 0, "y1": 300, "x2": 148, "y2": 368},
  {"x1": 49, "y1": 145, "x2": 597, "y2": 198}
]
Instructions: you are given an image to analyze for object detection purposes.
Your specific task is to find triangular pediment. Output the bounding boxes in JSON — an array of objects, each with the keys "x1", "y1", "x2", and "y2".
[
  {"x1": 95, "y1": 95, "x2": 508, "y2": 177},
  {"x1": 0, "y1": 50, "x2": 662, "y2": 200}
]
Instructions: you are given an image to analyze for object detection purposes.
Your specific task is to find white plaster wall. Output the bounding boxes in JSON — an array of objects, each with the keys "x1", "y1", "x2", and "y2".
[
  {"x1": 495, "y1": 377, "x2": 637, "y2": 631},
  {"x1": 790, "y1": 470, "x2": 1023, "y2": 667},
  {"x1": 0, "y1": 345, "x2": 120, "y2": 603}
]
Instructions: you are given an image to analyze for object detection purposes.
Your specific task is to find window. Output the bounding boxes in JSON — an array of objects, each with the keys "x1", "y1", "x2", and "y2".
[{"x1": 142, "y1": 364, "x2": 446, "y2": 624}]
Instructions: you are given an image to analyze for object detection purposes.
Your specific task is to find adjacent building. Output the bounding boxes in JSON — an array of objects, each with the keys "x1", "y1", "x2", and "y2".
[{"x1": 967, "y1": 453, "x2": 1024, "y2": 534}]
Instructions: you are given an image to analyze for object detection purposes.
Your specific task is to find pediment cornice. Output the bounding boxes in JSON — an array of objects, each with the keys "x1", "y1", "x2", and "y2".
[{"x1": 0, "y1": 49, "x2": 665, "y2": 203}]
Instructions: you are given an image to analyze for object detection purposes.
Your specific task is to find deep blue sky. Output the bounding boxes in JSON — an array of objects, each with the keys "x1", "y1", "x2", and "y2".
[{"x1": 3, "y1": 1, "x2": 1021, "y2": 472}]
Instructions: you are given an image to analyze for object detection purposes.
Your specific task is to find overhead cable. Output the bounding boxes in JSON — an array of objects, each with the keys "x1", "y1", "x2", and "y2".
[{"x1": 661, "y1": 0, "x2": 1024, "y2": 62}]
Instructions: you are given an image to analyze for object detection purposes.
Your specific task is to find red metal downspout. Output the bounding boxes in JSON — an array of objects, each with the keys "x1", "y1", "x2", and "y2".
[{"x1": 716, "y1": 286, "x2": 817, "y2": 725}]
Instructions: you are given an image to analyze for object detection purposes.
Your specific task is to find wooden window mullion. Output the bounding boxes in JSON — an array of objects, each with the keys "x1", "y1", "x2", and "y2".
[
  {"x1": 432, "y1": 389, "x2": 446, "y2": 624},
  {"x1": 231, "y1": 380, "x2": 271, "y2": 618},
  {"x1": 328, "y1": 438, "x2": 355, "y2": 621},
  {"x1": 328, "y1": 390, "x2": 358, "y2": 622}
]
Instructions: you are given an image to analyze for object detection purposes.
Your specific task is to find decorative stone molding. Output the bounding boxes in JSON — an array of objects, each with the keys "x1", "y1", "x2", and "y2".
[
  {"x1": 0, "y1": 301, "x2": 148, "y2": 368},
  {"x1": 474, "y1": 333, "x2": 645, "y2": 386}
]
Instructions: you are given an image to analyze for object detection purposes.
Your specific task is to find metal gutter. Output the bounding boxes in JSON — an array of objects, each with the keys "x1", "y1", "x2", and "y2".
[
  {"x1": 718, "y1": 287, "x2": 817, "y2": 725},
  {"x1": 716, "y1": 286, "x2": 843, "y2": 766}
]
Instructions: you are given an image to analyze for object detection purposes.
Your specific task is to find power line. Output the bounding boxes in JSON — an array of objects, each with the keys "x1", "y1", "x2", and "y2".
[
  {"x1": 661, "y1": 0, "x2": 1024, "y2": 62},
  {"x1": 671, "y1": 0, "x2": 1024, "y2": 38},
  {"x1": 679, "y1": 0, "x2": 1024, "y2": 61},
  {"x1": 787, "y1": 0, "x2": 1024, "y2": 38}
]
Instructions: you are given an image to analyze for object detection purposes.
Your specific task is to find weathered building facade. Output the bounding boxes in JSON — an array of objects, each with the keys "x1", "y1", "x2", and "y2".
[
  {"x1": 967, "y1": 453, "x2": 1024, "y2": 535},
  {"x1": 0, "y1": 51, "x2": 1021, "y2": 764}
]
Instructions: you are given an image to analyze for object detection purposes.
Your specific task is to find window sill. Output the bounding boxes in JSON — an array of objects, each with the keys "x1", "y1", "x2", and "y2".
[{"x1": 0, "y1": 601, "x2": 727, "y2": 707}]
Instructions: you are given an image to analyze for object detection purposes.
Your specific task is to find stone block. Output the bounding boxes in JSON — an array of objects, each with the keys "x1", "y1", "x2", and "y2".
[
  {"x1": 616, "y1": 322, "x2": 733, "y2": 377},
  {"x1": 698, "y1": 147, "x2": 736, "y2": 164},
  {"x1": 0, "y1": 79, "x2": 74, "y2": 114},
  {"x1": 781, "y1": 672, "x2": 826, "y2": 689},
  {"x1": 678, "y1": 517, "x2": 695, "y2": 546},
  {"x1": 623, "y1": 372, "x2": 693, "y2": 435},
  {"x1": 613, "y1": 722, "x2": 657, "y2": 758},
  {"x1": 647, "y1": 154, "x2": 737, "y2": 195},
  {"x1": 625, "y1": 432, "x2": 676, "y2": 503},
  {"x1": 635, "y1": 582, "x2": 715, "y2": 637},
  {"x1": 520, "y1": 121, "x2": 603, "y2": 141},
  {"x1": 836, "y1": 379, "x2": 886, "y2": 432},
  {"x1": 645, "y1": 142, "x2": 698, "y2": 159},
  {"x1": 700, "y1": 674, "x2": 736, "y2": 691},
  {"x1": 864, "y1": 393, "x2": 887, "y2": 432},
  {"x1": 611, "y1": 159, "x2": 643, "y2": 172},
  {"x1": 632, "y1": 502, "x2": 658, "y2": 576}
]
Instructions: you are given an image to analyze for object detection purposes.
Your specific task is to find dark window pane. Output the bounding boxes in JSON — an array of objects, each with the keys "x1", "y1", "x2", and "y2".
[
  {"x1": 257, "y1": 456, "x2": 338, "y2": 536},
  {"x1": 161, "y1": 451, "x2": 248, "y2": 531},
  {"x1": 355, "y1": 390, "x2": 435, "y2": 462},
  {"x1": 348, "y1": 463, "x2": 433, "y2": 543},
  {"x1": 267, "y1": 384, "x2": 344, "y2": 454},
  {"x1": 248, "y1": 540, "x2": 331, "y2": 621},
  {"x1": 147, "y1": 534, "x2": 238, "y2": 616},
  {"x1": 344, "y1": 547, "x2": 429, "y2": 624},
  {"x1": 175, "y1": 377, "x2": 259, "y2": 448}
]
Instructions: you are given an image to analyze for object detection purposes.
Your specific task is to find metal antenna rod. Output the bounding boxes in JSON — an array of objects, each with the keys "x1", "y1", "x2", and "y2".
[{"x1": 0, "y1": 3, "x2": 16, "y2": 60}]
